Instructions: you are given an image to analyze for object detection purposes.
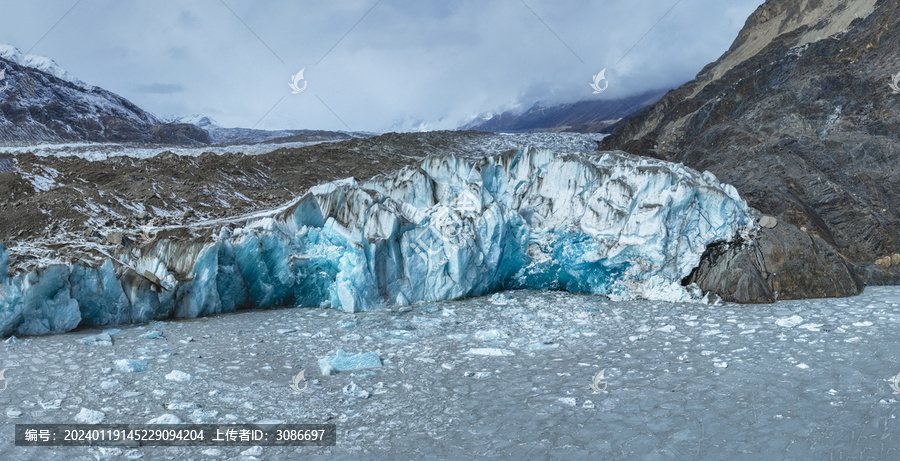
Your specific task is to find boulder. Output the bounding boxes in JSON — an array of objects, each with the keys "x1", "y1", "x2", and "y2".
[
  {"x1": 686, "y1": 221, "x2": 863, "y2": 303},
  {"x1": 856, "y1": 263, "x2": 900, "y2": 286},
  {"x1": 105, "y1": 231, "x2": 124, "y2": 246}
]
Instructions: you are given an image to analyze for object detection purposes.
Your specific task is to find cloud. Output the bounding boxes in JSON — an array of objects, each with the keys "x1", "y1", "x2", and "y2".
[{"x1": 0, "y1": 0, "x2": 764, "y2": 132}]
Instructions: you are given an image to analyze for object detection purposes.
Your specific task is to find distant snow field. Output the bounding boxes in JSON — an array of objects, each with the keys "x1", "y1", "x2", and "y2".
[
  {"x1": 0, "y1": 132, "x2": 606, "y2": 161},
  {"x1": 1, "y1": 287, "x2": 898, "y2": 459},
  {"x1": 0, "y1": 141, "x2": 334, "y2": 161}
]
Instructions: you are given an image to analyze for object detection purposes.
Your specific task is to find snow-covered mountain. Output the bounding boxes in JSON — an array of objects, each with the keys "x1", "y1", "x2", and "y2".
[
  {"x1": 0, "y1": 44, "x2": 91, "y2": 90},
  {"x1": 162, "y1": 114, "x2": 219, "y2": 128},
  {"x1": 461, "y1": 89, "x2": 668, "y2": 133},
  {"x1": 0, "y1": 44, "x2": 208, "y2": 144},
  {"x1": 0, "y1": 45, "x2": 359, "y2": 146},
  {"x1": 161, "y1": 114, "x2": 365, "y2": 145}
]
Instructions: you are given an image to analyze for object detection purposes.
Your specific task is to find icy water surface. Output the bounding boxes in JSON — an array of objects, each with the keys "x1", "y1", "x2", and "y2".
[{"x1": 1, "y1": 287, "x2": 899, "y2": 460}]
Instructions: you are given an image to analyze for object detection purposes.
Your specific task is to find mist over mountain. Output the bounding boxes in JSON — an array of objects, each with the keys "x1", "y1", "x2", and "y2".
[{"x1": 461, "y1": 89, "x2": 669, "y2": 133}]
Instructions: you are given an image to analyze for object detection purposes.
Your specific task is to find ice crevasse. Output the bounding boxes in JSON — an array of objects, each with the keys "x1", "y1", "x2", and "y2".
[{"x1": 0, "y1": 148, "x2": 756, "y2": 336}]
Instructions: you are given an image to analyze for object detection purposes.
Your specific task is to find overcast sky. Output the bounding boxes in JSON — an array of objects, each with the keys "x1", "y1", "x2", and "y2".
[{"x1": 0, "y1": 0, "x2": 764, "y2": 132}]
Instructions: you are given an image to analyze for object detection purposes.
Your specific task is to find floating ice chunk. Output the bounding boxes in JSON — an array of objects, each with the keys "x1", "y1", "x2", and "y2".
[
  {"x1": 77, "y1": 333, "x2": 113, "y2": 346},
  {"x1": 254, "y1": 418, "x2": 286, "y2": 425},
  {"x1": 318, "y1": 350, "x2": 382, "y2": 376},
  {"x1": 191, "y1": 409, "x2": 216, "y2": 421},
  {"x1": 142, "y1": 330, "x2": 163, "y2": 339},
  {"x1": 6, "y1": 410, "x2": 22, "y2": 418},
  {"x1": 714, "y1": 362, "x2": 728, "y2": 368},
  {"x1": 102, "y1": 328, "x2": 122, "y2": 336},
  {"x1": 99, "y1": 448, "x2": 124, "y2": 459},
  {"x1": 202, "y1": 449, "x2": 223, "y2": 456},
  {"x1": 114, "y1": 359, "x2": 148, "y2": 373},
  {"x1": 464, "y1": 371, "x2": 492, "y2": 379},
  {"x1": 146, "y1": 413, "x2": 183, "y2": 424},
  {"x1": 526, "y1": 342, "x2": 559, "y2": 351},
  {"x1": 39, "y1": 399, "x2": 62, "y2": 410},
  {"x1": 342, "y1": 381, "x2": 370, "y2": 399},
  {"x1": 796, "y1": 363, "x2": 810, "y2": 369},
  {"x1": 656, "y1": 325, "x2": 676, "y2": 333},
  {"x1": 490, "y1": 293, "x2": 513, "y2": 305},
  {"x1": 775, "y1": 315, "x2": 804, "y2": 328},
  {"x1": 852, "y1": 321, "x2": 874, "y2": 327},
  {"x1": 100, "y1": 380, "x2": 120, "y2": 391},
  {"x1": 74, "y1": 407, "x2": 105, "y2": 424},
  {"x1": 474, "y1": 329, "x2": 508, "y2": 340},
  {"x1": 241, "y1": 446, "x2": 263, "y2": 457},
  {"x1": 410, "y1": 316, "x2": 442, "y2": 328},
  {"x1": 165, "y1": 400, "x2": 198, "y2": 410},
  {"x1": 165, "y1": 370, "x2": 193, "y2": 382},
  {"x1": 558, "y1": 397, "x2": 577, "y2": 406},
  {"x1": 685, "y1": 283, "x2": 704, "y2": 298},
  {"x1": 467, "y1": 348, "x2": 515, "y2": 356},
  {"x1": 582, "y1": 400, "x2": 595, "y2": 409},
  {"x1": 701, "y1": 292, "x2": 723, "y2": 305},
  {"x1": 4, "y1": 336, "x2": 19, "y2": 344}
]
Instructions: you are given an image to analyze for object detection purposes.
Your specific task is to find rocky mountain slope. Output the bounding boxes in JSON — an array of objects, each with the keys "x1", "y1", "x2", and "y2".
[
  {"x1": 0, "y1": 45, "x2": 208, "y2": 144},
  {"x1": 462, "y1": 89, "x2": 667, "y2": 133},
  {"x1": 601, "y1": 0, "x2": 900, "y2": 301},
  {"x1": 163, "y1": 115, "x2": 363, "y2": 146}
]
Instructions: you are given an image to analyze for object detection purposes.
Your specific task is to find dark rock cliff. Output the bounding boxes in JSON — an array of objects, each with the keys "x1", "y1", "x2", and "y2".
[{"x1": 603, "y1": 0, "x2": 900, "y2": 301}]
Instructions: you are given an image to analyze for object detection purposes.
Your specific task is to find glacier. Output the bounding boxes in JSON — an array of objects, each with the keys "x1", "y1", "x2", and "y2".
[{"x1": 0, "y1": 148, "x2": 755, "y2": 336}]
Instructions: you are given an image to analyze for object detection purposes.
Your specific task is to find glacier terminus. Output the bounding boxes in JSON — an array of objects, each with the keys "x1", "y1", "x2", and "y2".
[{"x1": 0, "y1": 147, "x2": 755, "y2": 336}]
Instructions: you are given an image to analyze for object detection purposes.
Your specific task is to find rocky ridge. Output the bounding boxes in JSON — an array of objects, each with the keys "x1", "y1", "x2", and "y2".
[
  {"x1": 602, "y1": 0, "x2": 900, "y2": 301},
  {"x1": 0, "y1": 45, "x2": 208, "y2": 144}
]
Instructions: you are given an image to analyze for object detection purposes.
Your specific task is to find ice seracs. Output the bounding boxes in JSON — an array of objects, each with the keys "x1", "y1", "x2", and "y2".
[{"x1": 0, "y1": 147, "x2": 755, "y2": 336}]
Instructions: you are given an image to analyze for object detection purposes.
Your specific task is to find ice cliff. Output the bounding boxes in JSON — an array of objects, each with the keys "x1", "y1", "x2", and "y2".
[{"x1": 0, "y1": 148, "x2": 755, "y2": 336}]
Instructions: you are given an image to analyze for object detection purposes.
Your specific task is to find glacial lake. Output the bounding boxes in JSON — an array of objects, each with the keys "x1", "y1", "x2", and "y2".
[{"x1": 2, "y1": 286, "x2": 898, "y2": 459}]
